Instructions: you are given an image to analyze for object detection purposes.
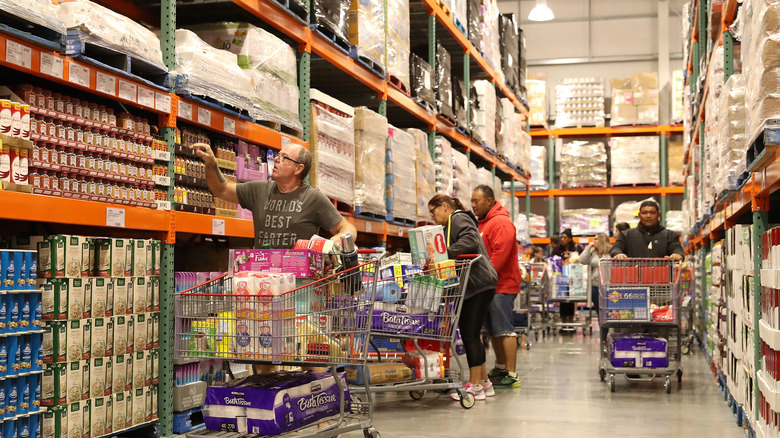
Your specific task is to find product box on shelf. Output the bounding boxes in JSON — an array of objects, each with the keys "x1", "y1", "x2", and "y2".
[
  {"x1": 37, "y1": 238, "x2": 65, "y2": 279},
  {"x1": 67, "y1": 319, "x2": 90, "y2": 362},
  {"x1": 94, "y1": 239, "x2": 127, "y2": 278},
  {"x1": 43, "y1": 321, "x2": 67, "y2": 364},
  {"x1": 229, "y1": 249, "x2": 324, "y2": 278},
  {"x1": 42, "y1": 283, "x2": 67, "y2": 322}
]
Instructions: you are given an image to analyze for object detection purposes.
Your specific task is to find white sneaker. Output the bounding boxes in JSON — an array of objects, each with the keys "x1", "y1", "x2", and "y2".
[
  {"x1": 449, "y1": 382, "x2": 486, "y2": 401},
  {"x1": 482, "y1": 380, "x2": 495, "y2": 397}
]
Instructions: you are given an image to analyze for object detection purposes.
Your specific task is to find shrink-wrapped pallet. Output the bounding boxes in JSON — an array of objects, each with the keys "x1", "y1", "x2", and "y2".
[
  {"x1": 499, "y1": 14, "x2": 520, "y2": 93},
  {"x1": 59, "y1": 0, "x2": 165, "y2": 70},
  {"x1": 527, "y1": 78, "x2": 547, "y2": 126},
  {"x1": 473, "y1": 80, "x2": 497, "y2": 151},
  {"x1": 310, "y1": 91, "x2": 355, "y2": 206},
  {"x1": 436, "y1": 43, "x2": 455, "y2": 121},
  {"x1": 387, "y1": 126, "x2": 417, "y2": 220},
  {"x1": 559, "y1": 140, "x2": 607, "y2": 188},
  {"x1": 174, "y1": 29, "x2": 253, "y2": 113},
  {"x1": 349, "y1": 0, "x2": 385, "y2": 73},
  {"x1": 560, "y1": 209, "x2": 611, "y2": 235},
  {"x1": 452, "y1": 149, "x2": 472, "y2": 207},
  {"x1": 387, "y1": 0, "x2": 411, "y2": 93},
  {"x1": 744, "y1": 0, "x2": 780, "y2": 147},
  {"x1": 668, "y1": 142, "x2": 684, "y2": 185},
  {"x1": 715, "y1": 74, "x2": 746, "y2": 195},
  {"x1": 475, "y1": 167, "x2": 494, "y2": 191},
  {"x1": 411, "y1": 54, "x2": 436, "y2": 110},
  {"x1": 609, "y1": 136, "x2": 660, "y2": 186},
  {"x1": 0, "y1": 0, "x2": 65, "y2": 34},
  {"x1": 354, "y1": 107, "x2": 388, "y2": 216},
  {"x1": 529, "y1": 213, "x2": 547, "y2": 238},
  {"x1": 555, "y1": 78, "x2": 605, "y2": 128},
  {"x1": 529, "y1": 145, "x2": 548, "y2": 189},
  {"x1": 408, "y1": 129, "x2": 435, "y2": 221},
  {"x1": 434, "y1": 137, "x2": 453, "y2": 196},
  {"x1": 454, "y1": 78, "x2": 470, "y2": 131},
  {"x1": 312, "y1": 0, "x2": 350, "y2": 43}
]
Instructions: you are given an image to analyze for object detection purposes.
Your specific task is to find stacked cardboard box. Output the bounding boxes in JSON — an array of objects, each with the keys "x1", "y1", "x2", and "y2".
[
  {"x1": 559, "y1": 140, "x2": 607, "y2": 188},
  {"x1": 348, "y1": 0, "x2": 385, "y2": 73},
  {"x1": 434, "y1": 137, "x2": 453, "y2": 196},
  {"x1": 354, "y1": 108, "x2": 388, "y2": 216},
  {"x1": 408, "y1": 129, "x2": 435, "y2": 222},
  {"x1": 555, "y1": 78, "x2": 605, "y2": 128},
  {"x1": 609, "y1": 136, "x2": 660, "y2": 186},
  {"x1": 473, "y1": 80, "x2": 497, "y2": 151},
  {"x1": 309, "y1": 90, "x2": 355, "y2": 206},
  {"x1": 527, "y1": 74, "x2": 547, "y2": 126},
  {"x1": 610, "y1": 72, "x2": 659, "y2": 126}
]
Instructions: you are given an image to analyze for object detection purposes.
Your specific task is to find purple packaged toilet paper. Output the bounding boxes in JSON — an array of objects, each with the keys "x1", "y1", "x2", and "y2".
[{"x1": 608, "y1": 334, "x2": 668, "y2": 368}]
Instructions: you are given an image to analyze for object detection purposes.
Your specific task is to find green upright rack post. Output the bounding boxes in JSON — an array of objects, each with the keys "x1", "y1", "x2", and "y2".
[
  {"x1": 548, "y1": 136, "x2": 556, "y2": 236},
  {"x1": 752, "y1": 207, "x2": 769, "y2": 424},
  {"x1": 299, "y1": 51, "x2": 311, "y2": 143},
  {"x1": 510, "y1": 180, "x2": 515, "y2": 219},
  {"x1": 661, "y1": 132, "x2": 668, "y2": 223}
]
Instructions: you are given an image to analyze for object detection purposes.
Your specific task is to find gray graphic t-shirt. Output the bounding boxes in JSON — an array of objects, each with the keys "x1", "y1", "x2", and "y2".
[{"x1": 236, "y1": 181, "x2": 343, "y2": 248}]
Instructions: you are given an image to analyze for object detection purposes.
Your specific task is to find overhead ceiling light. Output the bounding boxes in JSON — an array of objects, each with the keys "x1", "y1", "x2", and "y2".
[{"x1": 528, "y1": 0, "x2": 554, "y2": 22}]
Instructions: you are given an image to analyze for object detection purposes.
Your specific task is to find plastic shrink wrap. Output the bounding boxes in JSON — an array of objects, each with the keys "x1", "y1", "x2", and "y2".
[
  {"x1": 559, "y1": 140, "x2": 607, "y2": 188},
  {"x1": 514, "y1": 214, "x2": 531, "y2": 246},
  {"x1": 387, "y1": 0, "x2": 411, "y2": 93},
  {"x1": 668, "y1": 142, "x2": 684, "y2": 185},
  {"x1": 529, "y1": 213, "x2": 547, "y2": 238},
  {"x1": 408, "y1": 129, "x2": 436, "y2": 221},
  {"x1": 436, "y1": 43, "x2": 456, "y2": 121},
  {"x1": 527, "y1": 78, "x2": 547, "y2": 126},
  {"x1": 665, "y1": 210, "x2": 684, "y2": 233},
  {"x1": 312, "y1": 0, "x2": 350, "y2": 43},
  {"x1": 609, "y1": 136, "x2": 660, "y2": 186},
  {"x1": 560, "y1": 209, "x2": 611, "y2": 235},
  {"x1": 744, "y1": 0, "x2": 780, "y2": 149},
  {"x1": 454, "y1": 78, "x2": 470, "y2": 131},
  {"x1": 467, "y1": 0, "x2": 482, "y2": 58},
  {"x1": 613, "y1": 200, "x2": 641, "y2": 228},
  {"x1": 474, "y1": 0, "x2": 502, "y2": 81},
  {"x1": 672, "y1": 70, "x2": 685, "y2": 123},
  {"x1": 434, "y1": 137, "x2": 454, "y2": 196},
  {"x1": 555, "y1": 78, "x2": 605, "y2": 128},
  {"x1": 499, "y1": 14, "x2": 520, "y2": 93},
  {"x1": 452, "y1": 149, "x2": 472, "y2": 206},
  {"x1": 387, "y1": 126, "x2": 417, "y2": 220},
  {"x1": 715, "y1": 74, "x2": 746, "y2": 195},
  {"x1": 451, "y1": 0, "x2": 468, "y2": 31},
  {"x1": 354, "y1": 107, "x2": 388, "y2": 216},
  {"x1": 528, "y1": 145, "x2": 548, "y2": 189},
  {"x1": 310, "y1": 91, "x2": 355, "y2": 206},
  {"x1": 349, "y1": 0, "x2": 386, "y2": 73},
  {"x1": 174, "y1": 29, "x2": 253, "y2": 113},
  {"x1": 0, "y1": 0, "x2": 65, "y2": 35},
  {"x1": 473, "y1": 80, "x2": 497, "y2": 151},
  {"x1": 411, "y1": 54, "x2": 436, "y2": 111},
  {"x1": 59, "y1": 0, "x2": 165, "y2": 70}
]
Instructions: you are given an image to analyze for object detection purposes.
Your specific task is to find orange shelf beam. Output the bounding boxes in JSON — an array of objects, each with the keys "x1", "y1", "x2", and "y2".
[
  {"x1": 531, "y1": 125, "x2": 683, "y2": 138},
  {"x1": 518, "y1": 186, "x2": 685, "y2": 198},
  {"x1": 88, "y1": 0, "x2": 160, "y2": 27},
  {"x1": 231, "y1": 0, "x2": 309, "y2": 44},
  {"x1": 387, "y1": 87, "x2": 435, "y2": 128},
  {"x1": 174, "y1": 212, "x2": 254, "y2": 238},
  {"x1": 311, "y1": 36, "x2": 385, "y2": 95}
]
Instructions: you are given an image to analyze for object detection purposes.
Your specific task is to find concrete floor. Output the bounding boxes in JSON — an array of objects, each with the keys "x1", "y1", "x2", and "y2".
[{"x1": 344, "y1": 331, "x2": 743, "y2": 438}]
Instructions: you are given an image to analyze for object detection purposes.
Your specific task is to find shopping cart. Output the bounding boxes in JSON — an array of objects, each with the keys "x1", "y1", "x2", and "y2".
[
  {"x1": 349, "y1": 255, "x2": 480, "y2": 409},
  {"x1": 549, "y1": 264, "x2": 592, "y2": 335},
  {"x1": 525, "y1": 262, "x2": 550, "y2": 339},
  {"x1": 598, "y1": 258, "x2": 684, "y2": 393},
  {"x1": 174, "y1": 253, "x2": 384, "y2": 438},
  {"x1": 679, "y1": 263, "x2": 696, "y2": 354}
]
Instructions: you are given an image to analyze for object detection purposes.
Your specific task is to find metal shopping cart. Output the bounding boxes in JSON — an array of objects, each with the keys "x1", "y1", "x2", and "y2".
[
  {"x1": 549, "y1": 264, "x2": 593, "y2": 335},
  {"x1": 678, "y1": 263, "x2": 696, "y2": 354},
  {"x1": 349, "y1": 255, "x2": 481, "y2": 409},
  {"x1": 598, "y1": 258, "x2": 684, "y2": 393},
  {"x1": 173, "y1": 253, "x2": 384, "y2": 438}
]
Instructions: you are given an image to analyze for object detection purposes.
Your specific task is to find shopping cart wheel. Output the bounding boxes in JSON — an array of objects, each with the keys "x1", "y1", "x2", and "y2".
[
  {"x1": 363, "y1": 427, "x2": 381, "y2": 438},
  {"x1": 677, "y1": 369, "x2": 683, "y2": 384},
  {"x1": 682, "y1": 344, "x2": 690, "y2": 355},
  {"x1": 409, "y1": 390, "x2": 426, "y2": 400},
  {"x1": 599, "y1": 368, "x2": 606, "y2": 382},
  {"x1": 609, "y1": 374, "x2": 615, "y2": 392},
  {"x1": 458, "y1": 390, "x2": 476, "y2": 409},
  {"x1": 665, "y1": 376, "x2": 671, "y2": 394}
]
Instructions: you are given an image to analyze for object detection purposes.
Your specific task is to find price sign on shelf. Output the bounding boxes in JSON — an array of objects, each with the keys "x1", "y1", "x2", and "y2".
[
  {"x1": 40, "y1": 52, "x2": 63, "y2": 79},
  {"x1": 197, "y1": 107, "x2": 211, "y2": 126},
  {"x1": 106, "y1": 207, "x2": 126, "y2": 228},
  {"x1": 95, "y1": 72, "x2": 116, "y2": 96},
  {"x1": 179, "y1": 101, "x2": 193, "y2": 121},
  {"x1": 365, "y1": 221, "x2": 372, "y2": 233},
  {"x1": 68, "y1": 63, "x2": 90, "y2": 87},
  {"x1": 6, "y1": 40, "x2": 32, "y2": 69},
  {"x1": 224, "y1": 117, "x2": 236, "y2": 135},
  {"x1": 155, "y1": 92, "x2": 171, "y2": 113},
  {"x1": 118, "y1": 80, "x2": 137, "y2": 102},
  {"x1": 138, "y1": 87, "x2": 155, "y2": 108},
  {"x1": 212, "y1": 218, "x2": 225, "y2": 236}
]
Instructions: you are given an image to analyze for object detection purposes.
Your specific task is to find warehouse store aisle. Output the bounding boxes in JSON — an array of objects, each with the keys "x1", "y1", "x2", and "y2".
[{"x1": 345, "y1": 334, "x2": 741, "y2": 438}]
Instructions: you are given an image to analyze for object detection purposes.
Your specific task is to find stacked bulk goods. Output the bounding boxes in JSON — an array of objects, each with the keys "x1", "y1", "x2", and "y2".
[
  {"x1": 555, "y1": 78, "x2": 606, "y2": 128},
  {"x1": 473, "y1": 1, "x2": 502, "y2": 82},
  {"x1": 528, "y1": 145, "x2": 548, "y2": 189},
  {"x1": 715, "y1": 75, "x2": 746, "y2": 197},
  {"x1": 1, "y1": 0, "x2": 64, "y2": 35},
  {"x1": 453, "y1": 78, "x2": 472, "y2": 134},
  {"x1": 497, "y1": 99, "x2": 531, "y2": 172},
  {"x1": 411, "y1": 53, "x2": 436, "y2": 112},
  {"x1": 610, "y1": 72, "x2": 662, "y2": 127},
  {"x1": 190, "y1": 23, "x2": 301, "y2": 132},
  {"x1": 408, "y1": 129, "x2": 435, "y2": 222},
  {"x1": 473, "y1": 80, "x2": 497, "y2": 152},
  {"x1": 452, "y1": 149, "x2": 472, "y2": 207},
  {"x1": 559, "y1": 140, "x2": 607, "y2": 188},
  {"x1": 354, "y1": 108, "x2": 388, "y2": 217},
  {"x1": 309, "y1": 91, "x2": 355, "y2": 207},
  {"x1": 434, "y1": 137, "x2": 453, "y2": 196},
  {"x1": 609, "y1": 137, "x2": 660, "y2": 186},
  {"x1": 386, "y1": 0, "x2": 411, "y2": 94},
  {"x1": 386, "y1": 126, "x2": 417, "y2": 222},
  {"x1": 436, "y1": 43, "x2": 456, "y2": 122},
  {"x1": 311, "y1": 0, "x2": 350, "y2": 46},
  {"x1": 349, "y1": 0, "x2": 385, "y2": 74},
  {"x1": 499, "y1": 14, "x2": 521, "y2": 94},
  {"x1": 668, "y1": 141, "x2": 685, "y2": 185},
  {"x1": 527, "y1": 74, "x2": 547, "y2": 126},
  {"x1": 703, "y1": 46, "x2": 724, "y2": 215}
]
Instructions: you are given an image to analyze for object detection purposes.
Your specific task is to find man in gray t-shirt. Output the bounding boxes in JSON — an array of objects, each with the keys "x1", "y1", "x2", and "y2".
[{"x1": 190, "y1": 142, "x2": 356, "y2": 248}]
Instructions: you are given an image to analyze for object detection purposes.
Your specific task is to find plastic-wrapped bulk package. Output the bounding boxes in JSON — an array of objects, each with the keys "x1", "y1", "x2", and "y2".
[
  {"x1": 247, "y1": 71, "x2": 302, "y2": 130},
  {"x1": 475, "y1": 167, "x2": 493, "y2": 191},
  {"x1": 174, "y1": 30, "x2": 253, "y2": 113},
  {"x1": 665, "y1": 210, "x2": 684, "y2": 233},
  {"x1": 672, "y1": 70, "x2": 685, "y2": 123},
  {"x1": 499, "y1": 14, "x2": 520, "y2": 93},
  {"x1": 559, "y1": 140, "x2": 607, "y2": 188},
  {"x1": 527, "y1": 78, "x2": 547, "y2": 126},
  {"x1": 59, "y1": 0, "x2": 165, "y2": 70},
  {"x1": 529, "y1": 145, "x2": 547, "y2": 189},
  {"x1": 497, "y1": 98, "x2": 514, "y2": 159},
  {"x1": 452, "y1": 0, "x2": 468, "y2": 31},
  {"x1": 309, "y1": 90, "x2": 355, "y2": 206},
  {"x1": 744, "y1": 0, "x2": 780, "y2": 148},
  {"x1": 613, "y1": 200, "x2": 641, "y2": 228},
  {"x1": 354, "y1": 107, "x2": 388, "y2": 216},
  {"x1": 529, "y1": 213, "x2": 547, "y2": 237},
  {"x1": 610, "y1": 77, "x2": 636, "y2": 126},
  {"x1": 408, "y1": 129, "x2": 435, "y2": 221},
  {"x1": 436, "y1": 43, "x2": 456, "y2": 121},
  {"x1": 467, "y1": 0, "x2": 482, "y2": 56},
  {"x1": 668, "y1": 142, "x2": 684, "y2": 185},
  {"x1": 452, "y1": 149, "x2": 472, "y2": 206},
  {"x1": 632, "y1": 72, "x2": 659, "y2": 124},
  {"x1": 348, "y1": 0, "x2": 385, "y2": 73},
  {"x1": 387, "y1": 0, "x2": 410, "y2": 93},
  {"x1": 715, "y1": 74, "x2": 746, "y2": 195},
  {"x1": 387, "y1": 126, "x2": 417, "y2": 220},
  {"x1": 473, "y1": 80, "x2": 497, "y2": 151},
  {"x1": 434, "y1": 137, "x2": 454, "y2": 196},
  {"x1": 312, "y1": 0, "x2": 350, "y2": 43},
  {"x1": 518, "y1": 128, "x2": 532, "y2": 172},
  {"x1": 454, "y1": 78, "x2": 470, "y2": 132},
  {"x1": 0, "y1": 0, "x2": 65, "y2": 34},
  {"x1": 609, "y1": 136, "x2": 659, "y2": 186},
  {"x1": 411, "y1": 54, "x2": 436, "y2": 111},
  {"x1": 555, "y1": 78, "x2": 605, "y2": 128},
  {"x1": 560, "y1": 209, "x2": 611, "y2": 235},
  {"x1": 478, "y1": 1, "x2": 502, "y2": 80}
]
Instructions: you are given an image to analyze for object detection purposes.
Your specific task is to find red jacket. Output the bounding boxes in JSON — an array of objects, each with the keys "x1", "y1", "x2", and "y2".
[{"x1": 478, "y1": 202, "x2": 521, "y2": 294}]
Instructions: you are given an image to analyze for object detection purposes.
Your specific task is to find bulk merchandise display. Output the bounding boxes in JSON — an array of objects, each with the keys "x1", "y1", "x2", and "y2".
[
  {"x1": 473, "y1": 80, "x2": 497, "y2": 151},
  {"x1": 467, "y1": 0, "x2": 482, "y2": 57},
  {"x1": 499, "y1": 14, "x2": 521, "y2": 94},
  {"x1": 609, "y1": 136, "x2": 660, "y2": 186},
  {"x1": 668, "y1": 142, "x2": 684, "y2": 186},
  {"x1": 527, "y1": 145, "x2": 548, "y2": 190},
  {"x1": 386, "y1": 0, "x2": 411, "y2": 93},
  {"x1": 0, "y1": 0, "x2": 65, "y2": 36},
  {"x1": 528, "y1": 213, "x2": 547, "y2": 238},
  {"x1": 409, "y1": 129, "x2": 435, "y2": 222},
  {"x1": 309, "y1": 91, "x2": 356, "y2": 207},
  {"x1": 472, "y1": 1, "x2": 502, "y2": 82},
  {"x1": 311, "y1": 0, "x2": 350, "y2": 45},
  {"x1": 743, "y1": 0, "x2": 780, "y2": 150},
  {"x1": 560, "y1": 209, "x2": 611, "y2": 236},
  {"x1": 349, "y1": 0, "x2": 386, "y2": 73},
  {"x1": 672, "y1": 69, "x2": 685, "y2": 124},
  {"x1": 410, "y1": 54, "x2": 436, "y2": 112},
  {"x1": 451, "y1": 149, "x2": 472, "y2": 207},
  {"x1": 555, "y1": 78, "x2": 605, "y2": 128},
  {"x1": 434, "y1": 137, "x2": 453, "y2": 196},
  {"x1": 559, "y1": 140, "x2": 607, "y2": 188},
  {"x1": 609, "y1": 72, "x2": 659, "y2": 126},
  {"x1": 714, "y1": 74, "x2": 746, "y2": 197},
  {"x1": 386, "y1": 126, "x2": 417, "y2": 222},
  {"x1": 497, "y1": 98, "x2": 530, "y2": 171},
  {"x1": 353, "y1": 108, "x2": 388, "y2": 217},
  {"x1": 435, "y1": 43, "x2": 456, "y2": 122},
  {"x1": 453, "y1": 78, "x2": 468, "y2": 133},
  {"x1": 527, "y1": 75, "x2": 547, "y2": 126}
]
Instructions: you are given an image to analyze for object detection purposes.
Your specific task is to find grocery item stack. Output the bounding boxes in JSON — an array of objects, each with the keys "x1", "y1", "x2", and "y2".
[
  {"x1": 668, "y1": 142, "x2": 684, "y2": 185},
  {"x1": 559, "y1": 140, "x2": 607, "y2": 188},
  {"x1": 715, "y1": 74, "x2": 746, "y2": 196},
  {"x1": 387, "y1": 126, "x2": 417, "y2": 221},
  {"x1": 309, "y1": 90, "x2": 355, "y2": 207},
  {"x1": 348, "y1": 0, "x2": 386, "y2": 74},
  {"x1": 473, "y1": 80, "x2": 497, "y2": 151},
  {"x1": 386, "y1": 0, "x2": 411, "y2": 94},
  {"x1": 434, "y1": 137, "x2": 453, "y2": 196},
  {"x1": 610, "y1": 72, "x2": 659, "y2": 126},
  {"x1": 354, "y1": 108, "x2": 388, "y2": 217},
  {"x1": 609, "y1": 136, "x2": 660, "y2": 186},
  {"x1": 409, "y1": 129, "x2": 435, "y2": 222},
  {"x1": 555, "y1": 78, "x2": 605, "y2": 128}
]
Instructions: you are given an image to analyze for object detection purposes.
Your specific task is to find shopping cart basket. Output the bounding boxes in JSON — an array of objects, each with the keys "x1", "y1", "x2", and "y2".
[
  {"x1": 174, "y1": 253, "x2": 383, "y2": 438},
  {"x1": 598, "y1": 258, "x2": 684, "y2": 393},
  {"x1": 349, "y1": 255, "x2": 480, "y2": 409},
  {"x1": 678, "y1": 263, "x2": 696, "y2": 354},
  {"x1": 549, "y1": 263, "x2": 592, "y2": 335}
]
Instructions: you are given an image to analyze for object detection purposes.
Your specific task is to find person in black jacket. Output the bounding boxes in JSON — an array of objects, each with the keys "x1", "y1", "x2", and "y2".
[
  {"x1": 610, "y1": 200, "x2": 683, "y2": 261},
  {"x1": 428, "y1": 194, "x2": 498, "y2": 401}
]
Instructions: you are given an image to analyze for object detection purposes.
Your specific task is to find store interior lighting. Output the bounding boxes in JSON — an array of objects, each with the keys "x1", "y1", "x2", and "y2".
[{"x1": 528, "y1": 0, "x2": 555, "y2": 22}]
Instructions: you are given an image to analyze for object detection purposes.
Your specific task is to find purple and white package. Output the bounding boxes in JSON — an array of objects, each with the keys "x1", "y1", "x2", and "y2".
[
  {"x1": 229, "y1": 249, "x2": 324, "y2": 279},
  {"x1": 368, "y1": 303, "x2": 439, "y2": 336},
  {"x1": 608, "y1": 333, "x2": 668, "y2": 369},
  {"x1": 204, "y1": 370, "x2": 349, "y2": 436}
]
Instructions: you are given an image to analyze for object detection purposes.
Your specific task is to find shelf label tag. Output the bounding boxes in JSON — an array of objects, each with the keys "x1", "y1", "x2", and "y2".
[
  {"x1": 6, "y1": 40, "x2": 31, "y2": 69},
  {"x1": 212, "y1": 218, "x2": 225, "y2": 236},
  {"x1": 155, "y1": 92, "x2": 171, "y2": 113},
  {"x1": 68, "y1": 63, "x2": 90, "y2": 87},
  {"x1": 40, "y1": 52, "x2": 63, "y2": 79},
  {"x1": 197, "y1": 107, "x2": 211, "y2": 126},
  {"x1": 365, "y1": 221, "x2": 372, "y2": 233},
  {"x1": 179, "y1": 101, "x2": 193, "y2": 121},
  {"x1": 398, "y1": 228, "x2": 404, "y2": 237},
  {"x1": 281, "y1": 137, "x2": 291, "y2": 148},
  {"x1": 138, "y1": 87, "x2": 155, "y2": 108},
  {"x1": 224, "y1": 117, "x2": 236, "y2": 135},
  {"x1": 106, "y1": 207, "x2": 126, "y2": 228},
  {"x1": 118, "y1": 80, "x2": 137, "y2": 102},
  {"x1": 96, "y1": 72, "x2": 116, "y2": 96}
]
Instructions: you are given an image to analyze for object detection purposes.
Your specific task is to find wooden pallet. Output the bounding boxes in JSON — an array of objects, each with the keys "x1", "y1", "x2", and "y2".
[
  {"x1": 310, "y1": 24, "x2": 350, "y2": 55},
  {"x1": 0, "y1": 12, "x2": 65, "y2": 54},
  {"x1": 437, "y1": 113, "x2": 456, "y2": 127},
  {"x1": 255, "y1": 118, "x2": 303, "y2": 139},
  {"x1": 388, "y1": 75, "x2": 410, "y2": 97},
  {"x1": 329, "y1": 197, "x2": 354, "y2": 216},
  {"x1": 349, "y1": 47, "x2": 385, "y2": 78},
  {"x1": 610, "y1": 183, "x2": 661, "y2": 188},
  {"x1": 746, "y1": 119, "x2": 780, "y2": 172}
]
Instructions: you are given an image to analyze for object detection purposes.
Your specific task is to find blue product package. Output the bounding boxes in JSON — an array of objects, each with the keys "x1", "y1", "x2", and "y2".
[
  {"x1": 20, "y1": 336, "x2": 31, "y2": 371},
  {"x1": 0, "y1": 379, "x2": 6, "y2": 416},
  {"x1": 0, "y1": 293, "x2": 8, "y2": 334},
  {"x1": 6, "y1": 293, "x2": 18, "y2": 333},
  {"x1": 0, "y1": 251, "x2": 14, "y2": 291},
  {"x1": 2, "y1": 418, "x2": 14, "y2": 438},
  {"x1": 19, "y1": 295, "x2": 30, "y2": 332},
  {"x1": 6, "y1": 377, "x2": 17, "y2": 418},
  {"x1": 604, "y1": 287, "x2": 650, "y2": 321},
  {"x1": 29, "y1": 293, "x2": 40, "y2": 330},
  {"x1": 17, "y1": 416, "x2": 29, "y2": 438},
  {"x1": 17, "y1": 375, "x2": 28, "y2": 416},
  {"x1": 25, "y1": 251, "x2": 36, "y2": 291},
  {"x1": 29, "y1": 412, "x2": 40, "y2": 438},
  {"x1": 0, "y1": 337, "x2": 7, "y2": 377},
  {"x1": 6, "y1": 336, "x2": 18, "y2": 377},
  {"x1": 374, "y1": 281, "x2": 401, "y2": 303},
  {"x1": 30, "y1": 334, "x2": 41, "y2": 372},
  {"x1": 14, "y1": 252, "x2": 26, "y2": 291},
  {"x1": 29, "y1": 373, "x2": 39, "y2": 413}
]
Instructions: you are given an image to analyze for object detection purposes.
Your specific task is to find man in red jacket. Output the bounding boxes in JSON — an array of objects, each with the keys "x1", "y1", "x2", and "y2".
[{"x1": 472, "y1": 185, "x2": 522, "y2": 388}]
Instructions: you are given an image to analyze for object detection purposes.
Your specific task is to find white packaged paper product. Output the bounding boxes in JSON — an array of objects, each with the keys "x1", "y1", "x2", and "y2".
[
  {"x1": 473, "y1": 80, "x2": 497, "y2": 151},
  {"x1": 310, "y1": 92, "x2": 355, "y2": 206},
  {"x1": 349, "y1": 0, "x2": 386, "y2": 71},
  {"x1": 387, "y1": 126, "x2": 417, "y2": 220},
  {"x1": 560, "y1": 209, "x2": 611, "y2": 235},
  {"x1": 248, "y1": 65, "x2": 302, "y2": 131},
  {"x1": 0, "y1": 0, "x2": 65, "y2": 35},
  {"x1": 527, "y1": 79, "x2": 547, "y2": 126},
  {"x1": 434, "y1": 136, "x2": 453, "y2": 196},
  {"x1": 665, "y1": 210, "x2": 684, "y2": 233},
  {"x1": 555, "y1": 78, "x2": 606, "y2": 128},
  {"x1": 529, "y1": 213, "x2": 547, "y2": 237},
  {"x1": 528, "y1": 145, "x2": 547, "y2": 189},
  {"x1": 744, "y1": 0, "x2": 780, "y2": 146},
  {"x1": 475, "y1": 167, "x2": 493, "y2": 191},
  {"x1": 613, "y1": 200, "x2": 641, "y2": 228},
  {"x1": 451, "y1": 149, "x2": 472, "y2": 206},
  {"x1": 387, "y1": 0, "x2": 410, "y2": 92},
  {"x1": 609, "y1": 136, "x2": 660, "y2": 186},
  {"x1": 452, "y1": 0, "x2": 468, "y2": 29},
  {"x1": 559, "y1": 140, "x2": 607, "y2": 188},
  {"x1": 716, "y1": 74, "x2": 746, "y2": 194},
  {"x1": 174, "y1": 29, "x2": 253, "y2": 113},
  {"x1": 354, "y1": 107, "x2": 388, "y2": 216},
  {"x1": 409, "y1": 128, "x2": 435, "y2": 221},
  {"x1": 59, "y1": 0, "x2": 165, "y2": 70}
]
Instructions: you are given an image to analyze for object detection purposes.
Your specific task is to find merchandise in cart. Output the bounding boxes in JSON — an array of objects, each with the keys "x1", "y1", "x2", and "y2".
[
  {"x1": 349, "y1": 255, "x2": 480, "y2": 409},
  {"x1": 549, "y1": 264, "x2": 593, "y2": 335},
  {"x1": 173, "y1": 253, "x2": 383, "y2": 438},
  {"x1": 598, "y1": 258, "x2": 684, "y2": 393}
]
